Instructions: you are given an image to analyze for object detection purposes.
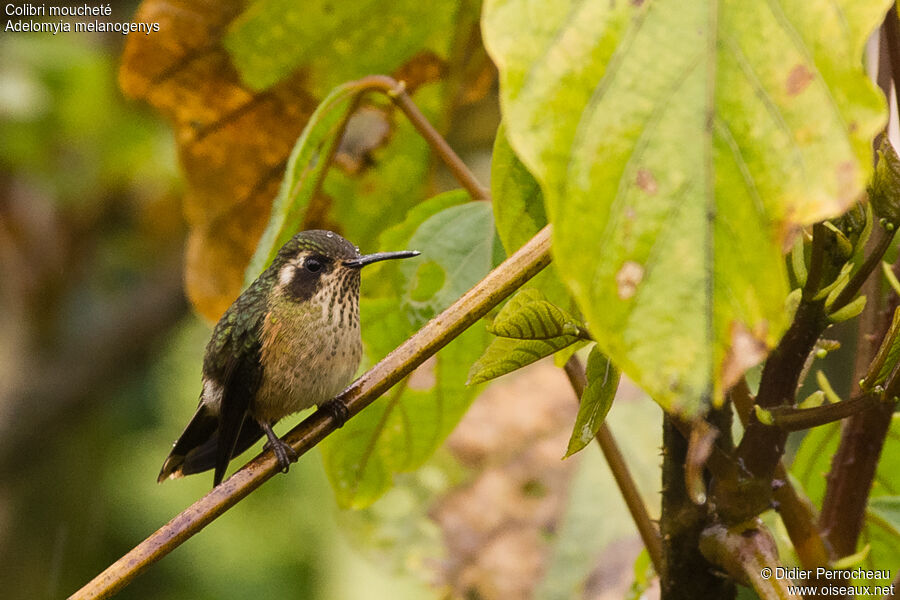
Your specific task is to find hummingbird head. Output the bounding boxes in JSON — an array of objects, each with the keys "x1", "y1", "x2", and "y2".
[{"x1": 271, "y1": 230, "x2": 419, "y2": 304}]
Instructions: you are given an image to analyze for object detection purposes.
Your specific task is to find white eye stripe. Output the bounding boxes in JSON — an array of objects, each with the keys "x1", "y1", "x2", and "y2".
[{"x1": 278, "y1": 263, "x2": 295, "y2": 287}]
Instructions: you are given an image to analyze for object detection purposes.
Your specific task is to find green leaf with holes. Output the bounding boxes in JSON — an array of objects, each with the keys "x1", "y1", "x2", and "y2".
[
  {"x1": 320, "y1": 197, "x2": 497, "y2": 508},
  {"x1": 565, "y1": 346, "x2": 620, "y2": 457},
  {"x1": 483, "y1": 0, "x2": 889, "y2": 416}
]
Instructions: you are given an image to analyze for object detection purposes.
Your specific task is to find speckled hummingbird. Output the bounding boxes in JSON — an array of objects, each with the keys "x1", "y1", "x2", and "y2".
[{"x1": 158, "y1": 230, "x2": 419, "y2": 486}]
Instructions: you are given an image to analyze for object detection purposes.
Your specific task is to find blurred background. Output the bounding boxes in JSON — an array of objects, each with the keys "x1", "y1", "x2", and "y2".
[{"x1": 0, "y1": 2, "x2": 666, "y2": 599}]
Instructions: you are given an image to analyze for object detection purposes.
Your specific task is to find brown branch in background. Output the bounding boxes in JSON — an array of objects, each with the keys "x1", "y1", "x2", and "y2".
[
  {"x1": 69, "y1": 226, "x2": 553, "y2": 600},
  {"x1": 819, "y1": 8, "x2": 900, "y2": 564},
  {"x1": 819, "y1": 398, "x2": 896, "y2": 557},
  {"x1": 883, "y1": 3, "x2": 900, "y2": 112},
  {"x1": 562, "y1": 357, "x2": 663, "y2": 574},
  {"x1": 303, "y1": 74, "x2": 490, "y2": 227}
]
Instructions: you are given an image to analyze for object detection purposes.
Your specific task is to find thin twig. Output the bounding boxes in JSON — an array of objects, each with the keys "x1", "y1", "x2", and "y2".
[
  {"x1": 69, "y1": 226, "x2": 553, "y2": 600},
  {"x1": 302, "y1": 74, "x2": 490, "y2": 227},
  {"x1": 767, "y1": 394, "x2": 880, "y2": 431},
  {"x1": 700, "y1": 520, "x2": 794, "y2": 600},
  {"x1": 562, "y1": 356, "x2": 663, "y2": 574},
  {"x1": 353, "y1": 75, "x2": 491, "y2": 200}
]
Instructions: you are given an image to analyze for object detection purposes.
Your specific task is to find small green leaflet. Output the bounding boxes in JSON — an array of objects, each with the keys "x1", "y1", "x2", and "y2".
[
  {"x1": 862, "y1": 306, "x2": 900, "y2": 391},
  {"x1": 468, "y1": 288, "x2": 586, "y2": 384},
  {"x1": 871, "y1": 138, "x2": 900, "y2": 225},
  {"x1": 868, "y1": 496, "x2": 900, "y2": 530},
  {"x1": 489, "y1": 288, "x2": 583, "y2": 339},
  {"x1": 565, "y1": 347, "x2": 620, "y2": 458},
  {"x1": 468, "y1": 335, "x2": 580, "y2": 385}
]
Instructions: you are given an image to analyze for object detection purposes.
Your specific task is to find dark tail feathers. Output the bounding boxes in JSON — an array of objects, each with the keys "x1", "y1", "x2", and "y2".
[{"x1": 158, "y1": 405, "x2": 264, "y2": 485}]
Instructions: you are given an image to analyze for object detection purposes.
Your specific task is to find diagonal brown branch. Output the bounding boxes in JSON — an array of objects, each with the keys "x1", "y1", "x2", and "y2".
[{"x1": 69, "y1": 226, "x2": 553, "y2": 600}]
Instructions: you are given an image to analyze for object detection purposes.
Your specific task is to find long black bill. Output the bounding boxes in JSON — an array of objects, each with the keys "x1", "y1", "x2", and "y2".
[{"x1": 343, "y1": 250, "x2": 420, "y2": 268}]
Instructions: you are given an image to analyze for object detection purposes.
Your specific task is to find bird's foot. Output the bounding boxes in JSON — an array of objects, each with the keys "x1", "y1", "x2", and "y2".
[
  {"x1": 263, "y1": 438, "x2": 298, "y2": 473},
  {"x1": 320, "y1": 398, "x2": 350, "y2": 427},
  {"x1": 261, "y1": 423, "x2": 298, "y2": 473}
]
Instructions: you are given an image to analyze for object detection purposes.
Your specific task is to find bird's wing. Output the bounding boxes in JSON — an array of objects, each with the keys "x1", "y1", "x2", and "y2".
[
  {"x1": 213, "y1": 349, "x2": 262, "y2": 485},
  {"x1": 205, "y1": 286, "x2": 267, "y2": 486}
]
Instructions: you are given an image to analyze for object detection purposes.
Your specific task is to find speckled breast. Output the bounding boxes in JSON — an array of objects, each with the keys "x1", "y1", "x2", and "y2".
[{"x1": 255, "y1": 289, "x2": 362, "y2": 423}]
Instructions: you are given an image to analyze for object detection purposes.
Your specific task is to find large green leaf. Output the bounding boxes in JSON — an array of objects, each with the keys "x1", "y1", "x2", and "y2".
[
  {"x1": 321, "y1": 197, "x2": 496, "y2": 508},
  {"x1": 224, "y1": 0, "x2": 470, "y2": 93},
  {"x1": 483, "y1": 0, "x2": 889, "y2": 415},
  {"x1": 492, "y1": 123, "x2": 546, "y2": 254}
]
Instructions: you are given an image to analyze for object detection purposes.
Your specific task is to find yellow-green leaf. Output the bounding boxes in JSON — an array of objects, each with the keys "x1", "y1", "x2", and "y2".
[
  {"x1": 483, "y1": 0, "x2": 889, "y2": 416},
  {"x1": 224, "y1": 0, "x2": 470, "y2": 94}
]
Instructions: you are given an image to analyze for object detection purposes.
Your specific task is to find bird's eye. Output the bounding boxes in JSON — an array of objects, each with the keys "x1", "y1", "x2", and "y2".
[{"x1": 304, "y1": 257, "x2": 323, "y2": 273}]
